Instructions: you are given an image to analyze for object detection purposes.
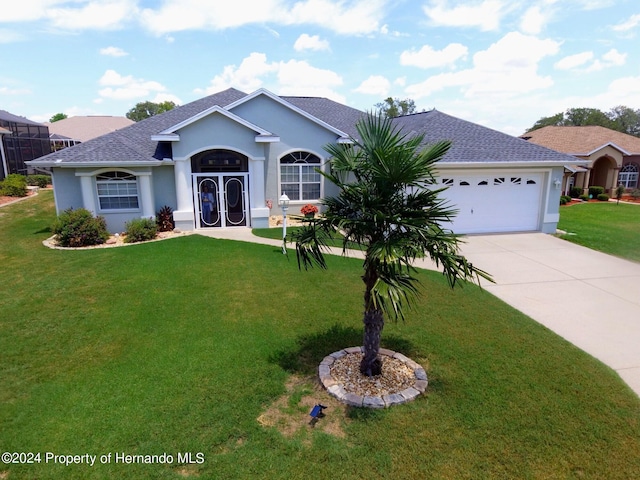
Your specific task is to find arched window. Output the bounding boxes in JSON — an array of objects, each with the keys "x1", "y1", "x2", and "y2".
[
  {"x1": 619, "y1": 163, "x2": 639, "y2": 189},
  {"x1": 279, "y1": 151, "x2": 321, "y2": 201},
  {"x1": 96, "y1": 171, "x2": 139, "y2": 210}
]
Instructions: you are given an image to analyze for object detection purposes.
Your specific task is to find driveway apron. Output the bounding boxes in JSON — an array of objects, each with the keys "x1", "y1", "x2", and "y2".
[{"x1": 449, "y1": 233, "x2": 640, "y2": 398}]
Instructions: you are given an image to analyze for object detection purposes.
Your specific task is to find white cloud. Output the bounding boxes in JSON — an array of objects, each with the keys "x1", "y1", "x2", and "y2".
[
  {"x1": 612, "y1": 13, "x2": 640, "y2": 32},
  {"x1": 0, "y1": 86, "x2": 31, "y2": 95},
  {"x1": 423, "y1": 0, "x2": 505, "y2": 31},
  {"x1": 555, "y1": 48, "x2": 625, "y2": 72},
  {"x1": 294, "y1": 34, "x2": 330, "y2": 52},
  {"x1": 140, "y1": 0, "x2": 385, "y2": 35},
  {"x1": 47, "y1": 0, "x2": 138, "y2": 30},
  {"x1": 276, "y1": 59, "x2": 344, "y2": 102},
  {"x1": 100, "y1": 46, "x2": 128, "y2": 57},
  {"x1": 354, "y1": 75, "x2": 390, "y2": 96},
  {"x1": 400, "y1": 43, "x2": 468, "y2": 69},
  {"x1": 195, "y1": 53, "x2": 344, "y2": 103},
  {"x1": 405, "y1": 32, "x2": 560, "y2": 99},
  {"x1": 0, "y1": 29, "x2": 26, "y2": 43},
  {"x1": 194, "y1": 53, "x2": 277, "y2": 95},
  {"x1": 520, "y1": 6, "x2": 547, "y2": 34},
  {"x1": 97, "y1": 69, "x2": 168, "y2": 100},
  {"x1": 585, "y1": 48, "x2": 626, "y2": 72},
  {"x1": 554, "y1": 51, "x2": 594, "y2": 70}
]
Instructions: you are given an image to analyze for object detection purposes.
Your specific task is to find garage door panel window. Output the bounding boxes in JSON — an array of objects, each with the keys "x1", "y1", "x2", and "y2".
[
  {"x1": 96, "y1": 171, "x2": 139, "y2": 210},
  {"x1": 280, "y1": 151, "x2": 321, "y2": 201}
]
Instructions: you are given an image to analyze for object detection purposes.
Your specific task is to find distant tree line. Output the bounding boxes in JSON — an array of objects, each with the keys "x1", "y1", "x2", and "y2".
[
  {"x1": 527, "y1": 106, "x2": 640, "y2": 137},
  {"x1": 126, "y1": 101, "x2": 178, "y2": 122}
]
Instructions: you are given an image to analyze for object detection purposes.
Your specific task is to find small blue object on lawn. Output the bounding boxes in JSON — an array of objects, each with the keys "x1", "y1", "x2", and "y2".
[{"x1": 309, "y1": 404, "x2": 327, "y2": 426}]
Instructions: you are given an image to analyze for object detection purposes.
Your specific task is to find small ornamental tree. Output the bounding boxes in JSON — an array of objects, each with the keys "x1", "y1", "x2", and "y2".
[{"x1": 293, "y1": 115, "x2": 492, "y2": 376}]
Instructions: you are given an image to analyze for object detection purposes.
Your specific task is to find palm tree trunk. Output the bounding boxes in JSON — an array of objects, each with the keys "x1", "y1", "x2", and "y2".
[{"x1": 361, "y1": 309, "x2": 384, "y2": 376}]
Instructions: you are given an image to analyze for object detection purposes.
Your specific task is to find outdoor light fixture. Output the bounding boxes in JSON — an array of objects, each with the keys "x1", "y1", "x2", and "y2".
[
  {"x1": 554, "y1": 178, "x2": 562, "y2": 190},
  {"x1": 279, "y1": 193, "x2": 290, "y2": 254}
]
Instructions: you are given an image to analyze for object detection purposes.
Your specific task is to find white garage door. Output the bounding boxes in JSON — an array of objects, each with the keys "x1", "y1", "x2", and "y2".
[{"x1": 437, "y1": 172, "x2": 544, "y2": 234}]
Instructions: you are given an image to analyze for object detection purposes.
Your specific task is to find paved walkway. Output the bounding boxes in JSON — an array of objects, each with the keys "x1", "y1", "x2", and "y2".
[{"x1": 199, "y1": 229, "x2": 640, "y2": 398}]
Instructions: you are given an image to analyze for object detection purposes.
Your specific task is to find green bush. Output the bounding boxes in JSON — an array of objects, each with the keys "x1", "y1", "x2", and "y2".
[
  {"x1": 26, "y1": 174, "x2": 51, "y2": 188},
  {"x1": 560, "y1": 196, "x2": 568, "y2": 205},
  {"x1": 0, "y1": 174, "x2": 28, "y2": 197},
  {"x1": 631, "y1": 189, "x2": 640, "y2": 200},
  {"x1": 597, "y1": 194, "x2": 610, "y2": 201},
  {"x1": 589, "y1": 186, "x2": 605, "y2": 197},
  {"x1": 52, "y1": 208, "x2": 109, "y2": 247},
  {"x1": 124, "y1": 217, "x2": 157, "y2": 243},
  {"x1": 579, "y1": 194, "x2": 590, "y2": 201},
  {"x1": 569, "y1": 187, "x2": 582, "y2": 198}
]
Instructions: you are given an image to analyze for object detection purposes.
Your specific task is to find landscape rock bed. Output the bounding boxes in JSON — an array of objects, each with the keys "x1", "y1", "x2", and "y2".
[{"x1": 319, "y1": 347, "x2": 427, "y2": 409}]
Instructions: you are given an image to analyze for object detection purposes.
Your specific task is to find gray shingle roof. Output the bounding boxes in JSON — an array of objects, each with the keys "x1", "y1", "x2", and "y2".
[
  {"x1": 29, "y1": 89, "x2": 581, "y2": 166},
  {"x1": 393, "y1": 110, "x2": 582, "y2": 164},
  {"x1": 0, "y1": 110, "x2": 46, "y2": 126}
]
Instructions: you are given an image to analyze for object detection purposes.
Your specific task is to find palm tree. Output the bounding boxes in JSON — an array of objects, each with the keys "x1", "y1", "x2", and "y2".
[{"x1": 293, "y1": 114, "x2": 492, "y2": 377}]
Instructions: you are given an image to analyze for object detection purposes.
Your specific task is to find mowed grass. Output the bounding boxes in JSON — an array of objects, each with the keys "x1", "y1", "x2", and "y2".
[
  {"x1": 1, "y1": 191, "x2": 640, "y2": 480},
  {"x1": 558, "y1": 202, "x2": 640, "y2": 262}
]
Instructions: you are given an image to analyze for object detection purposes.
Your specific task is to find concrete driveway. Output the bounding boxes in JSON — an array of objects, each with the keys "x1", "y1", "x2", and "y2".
[
  {"x1": 452, "y1": 233, "x2": 640, "y2": 398},
  {"x1": 202, "y1": 228, "x2": 640, "y2": 398}
]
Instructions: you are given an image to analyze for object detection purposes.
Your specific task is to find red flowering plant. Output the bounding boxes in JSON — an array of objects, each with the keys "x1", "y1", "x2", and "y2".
[{"x1": 300, "y1": 204, "x2": 319, "y2": 216}]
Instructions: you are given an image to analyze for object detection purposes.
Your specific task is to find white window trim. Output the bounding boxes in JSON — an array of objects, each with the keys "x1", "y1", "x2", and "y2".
[
  {"x1": 278, "y1": 150, "x2": 324, "y2": 202},
  {"x1": 95, "y1": 171, "x2": 141, "y2": 212}
]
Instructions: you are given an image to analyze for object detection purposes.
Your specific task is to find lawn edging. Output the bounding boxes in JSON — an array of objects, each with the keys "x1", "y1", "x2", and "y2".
[{"x1": 319, "y1": 346, "x2": 427, "y2": 409}]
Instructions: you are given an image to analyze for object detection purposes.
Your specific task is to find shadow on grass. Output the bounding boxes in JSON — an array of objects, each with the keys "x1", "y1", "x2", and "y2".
[{"x1": 270, "y1": 324, "x2": 419, "y2": 376}]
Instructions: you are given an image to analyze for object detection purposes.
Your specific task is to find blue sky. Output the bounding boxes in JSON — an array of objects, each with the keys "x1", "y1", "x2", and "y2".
[{"x1": 1, "y1": 0, "x2": 639, "y2": 135}]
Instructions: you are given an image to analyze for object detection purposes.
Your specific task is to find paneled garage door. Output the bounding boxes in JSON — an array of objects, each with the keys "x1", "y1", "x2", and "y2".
[{"x1": 437, "y1": 172, "x2": 544, "y2": 234}]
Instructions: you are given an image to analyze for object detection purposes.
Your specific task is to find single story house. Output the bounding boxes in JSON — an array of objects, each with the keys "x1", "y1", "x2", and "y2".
[
  {"x1": 28, "y1": 88, "x2": 585, "y2": 235},
  {"x1": 521, "y1": 126, "x2": 640, "y2": 194},
  {"x1": 46, "y1": 115, "x2": 135, "y2": 152}
]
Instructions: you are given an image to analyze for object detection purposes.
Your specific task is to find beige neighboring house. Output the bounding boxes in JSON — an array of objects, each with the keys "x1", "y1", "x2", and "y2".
[
  {"x1": 46, "y1": 116, "x2": 134, "y2": 150},
  {"x1": 521, "y1": 126, "x2": 640, "y2": 195}
]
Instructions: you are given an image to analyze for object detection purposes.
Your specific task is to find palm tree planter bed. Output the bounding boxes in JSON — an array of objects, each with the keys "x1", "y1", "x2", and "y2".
[{"x1": 318, "y1": 347, "x2": 427, "y2": 408}]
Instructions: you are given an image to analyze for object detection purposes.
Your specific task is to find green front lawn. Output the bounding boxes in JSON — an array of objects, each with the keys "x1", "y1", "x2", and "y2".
[
  {"x1": 558, "y1": 202, "x2": 640, "y2": 262},
  {"x1": 2, "y1": 191, "x2": 640, "y2": 479}
]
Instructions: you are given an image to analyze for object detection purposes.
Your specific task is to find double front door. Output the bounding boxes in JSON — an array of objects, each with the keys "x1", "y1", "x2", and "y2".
[{"x1": 194, "y1": 174, "x2": 249, "y2": 228}]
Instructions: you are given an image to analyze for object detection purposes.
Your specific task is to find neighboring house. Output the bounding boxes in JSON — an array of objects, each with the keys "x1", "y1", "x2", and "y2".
[
  {"x1": 45, "y1": 115, "x2": 135, "y2": 151},
  {"x1": 521, "y1": 126, "x2": 640, "y2": 194},
  {"x1": 0, "y1": 110, "x2": 51, "y2": 178},
  {"x1": 28, "y1": 88, "x2": 585, "y2": 235}
]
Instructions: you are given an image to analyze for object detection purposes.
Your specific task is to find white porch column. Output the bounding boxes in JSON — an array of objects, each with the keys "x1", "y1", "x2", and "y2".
[
  {"x1": 138, "y1": 172, "x2": 155, "y2": 219},
  {"x1": 174, "y1": 158, "x2": 192, "y2": 211},
  {"x1": 173, "y1": 157, "x2": 195, "y2": 230},
  {"x1": 79, "y1": 175, "x2": 97, "y2": 215},
  {"x1": 249, "y1": 157, "x2": 269, "y2": 227}
]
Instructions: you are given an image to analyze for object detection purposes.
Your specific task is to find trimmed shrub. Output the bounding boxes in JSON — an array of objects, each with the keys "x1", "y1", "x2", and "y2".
[
  {"x1": 589, "y1": 186, "x2": 605, "y2": 197},
  {"x1": 0, "y1": 174, "x2": 28, "y2": 197},
  {"x1": 569, "y1": 187, "x2": 582, "y2": 198},
  {"x1": 560, "y1": 197, "x2": 568, "y2": 205},
  {"x1": 124, "y1": 217, "x2": 157, "y2": 243},
  {"x1": 52, "y1": 208, "x2": 109, "y2": 247},
  {"x1": 156, "y1": 205, "x2": 175, "y2": 232},
  {"x1": 26, "y1": 174, "x2": 51, "y2": 188},
  {"x1": 579, "y1": 194, "x2": 590, "y2": 201},
  {"x1": 597, "y1": 194, "x2": 610, "y2": 201}
]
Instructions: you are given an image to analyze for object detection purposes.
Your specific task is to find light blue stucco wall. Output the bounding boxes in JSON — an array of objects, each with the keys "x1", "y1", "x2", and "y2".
[
  {"x1": 50, "y1": 168, "x2": 83, "y2": 213},
  {"x1": 172, "y1": 114, "x2": 264, "y2": 160},
  {"x1": 51, "y1": 166, "x2": 177, "y2": 233},
  {"x1": 230, "y1": 95, "x2": 342, "y2": 215},
  {"x1": 152, "y1": 165, "x2": 177, "y2": 211}
]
